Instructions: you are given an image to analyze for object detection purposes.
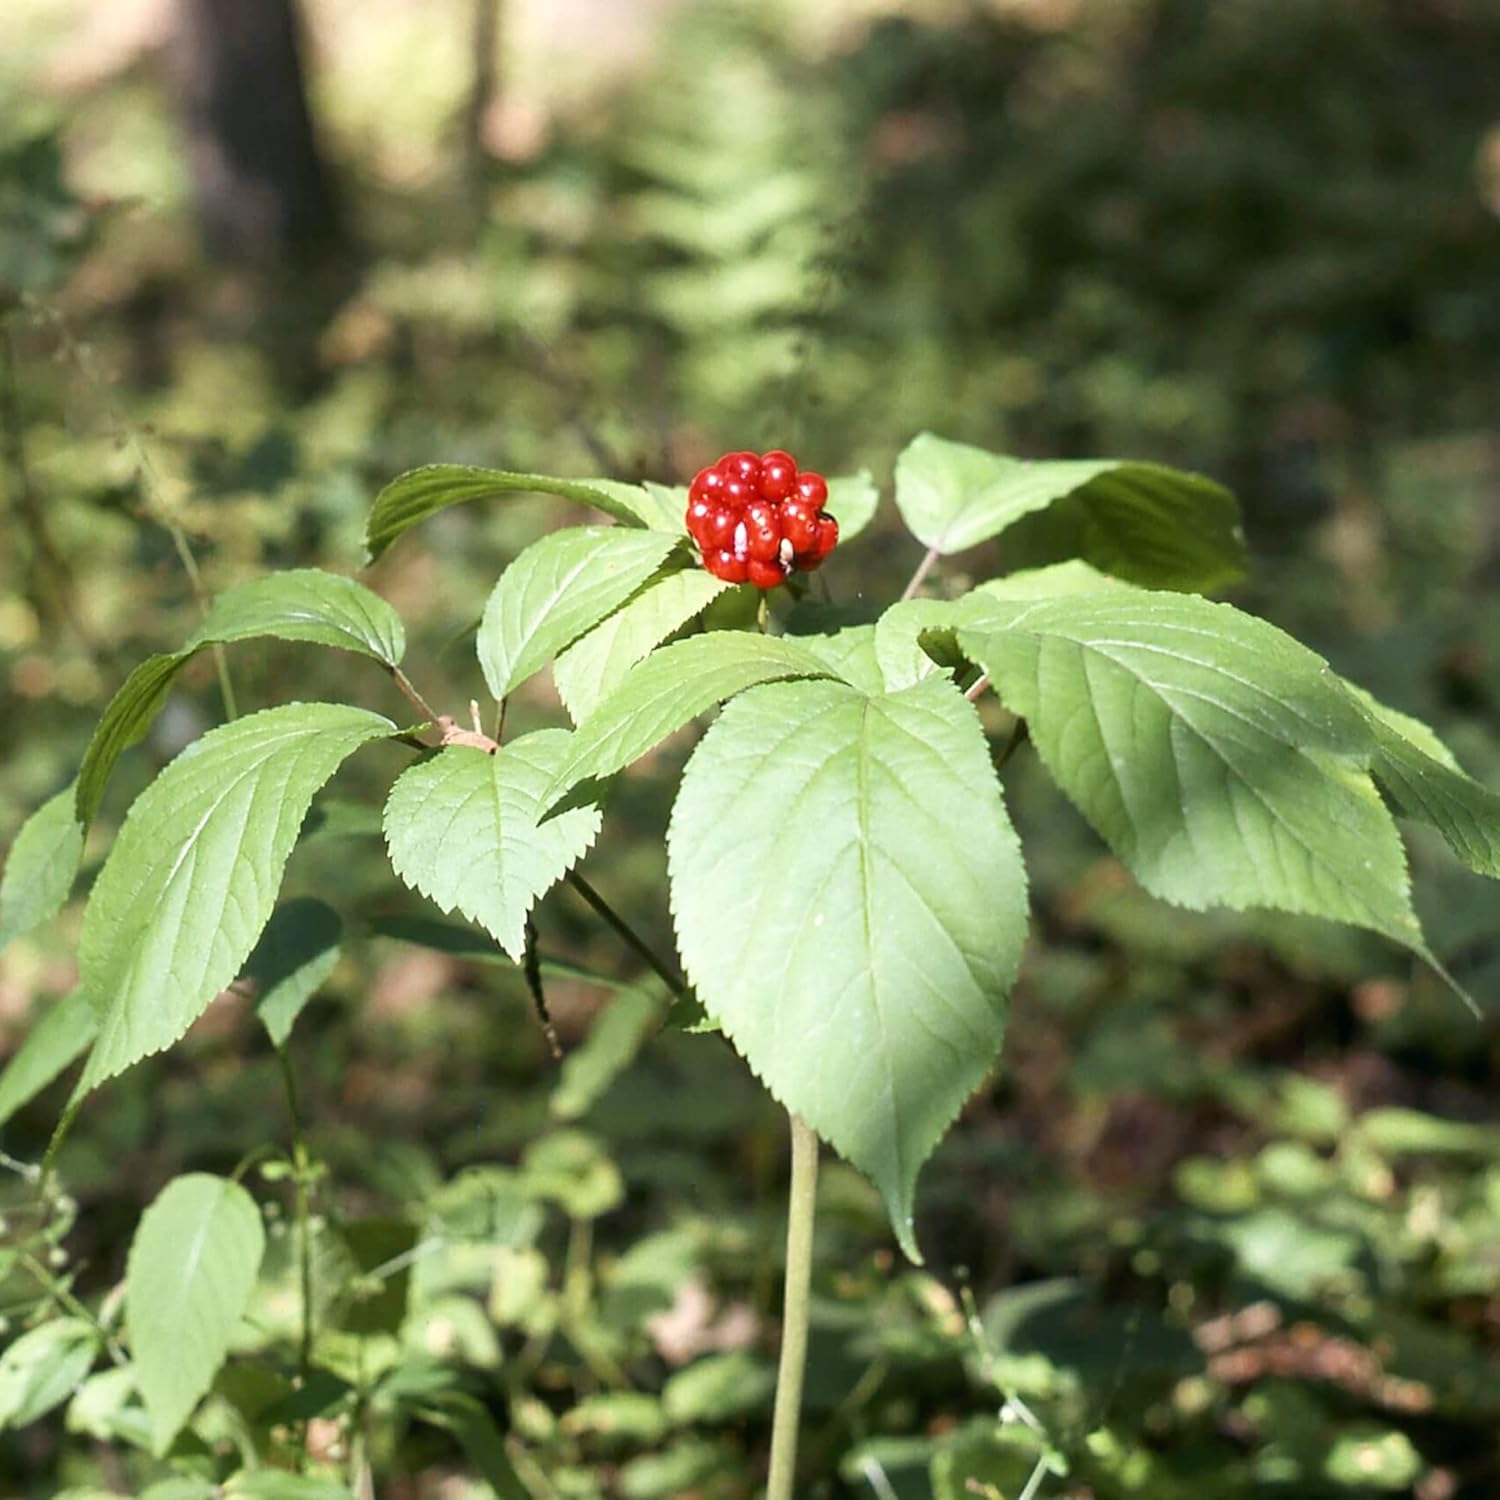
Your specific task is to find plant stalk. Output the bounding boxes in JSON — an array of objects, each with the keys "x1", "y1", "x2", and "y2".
[
  {"x1": 565, "y1": 870, "x2": 687, "y2": 998},
  {"x1": 767, "y1": 1112, "x2": 819, "y2": 1500}
]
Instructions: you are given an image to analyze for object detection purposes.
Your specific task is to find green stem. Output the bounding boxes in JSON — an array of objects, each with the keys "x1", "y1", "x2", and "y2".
[
  {"x1": 276, "y1": 1047, "x2": 316, "y2": 1387},
  {"x1": 767, "y1": 1112, "x2": 819, "y2": 1500},
  {"x1": 565, "y1": 870, "x2": 687, "y2": 998}
]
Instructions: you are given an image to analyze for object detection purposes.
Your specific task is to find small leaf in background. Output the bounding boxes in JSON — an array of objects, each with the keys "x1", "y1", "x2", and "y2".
[
  {"x1": 521, "y1": 1130, "x2": 625, "y2": 1219},
  {"x1": 1324, "y1": 1428, "x2": 1424, "y2": 1490},
  {"x1": 384, "y1": 731, "x2": 602, "y2": 961},
  {"x1": 662, "y1": 1351, "x2": 775, "y2": 1424},
  {"x1": 477, "y1": 526, "x2": 683, "y2": 701},
  {"x1": 364, "y1": 463, "x2": 657, "y2": 561},
  {"x1": 125, "y1": 1173, "x2": 266, "y2": 1455},
  {"x1": 75, "y1": 571, "x2": 404, "y2": 825},
  {"x1": 0, "y1": 785, "x2": 84, "y2": 952},
  {"x1": 551, "y1": 980, "x2": 668, "y2": 1121},
  {"x1": 224, "y1": 1475, "x2": 356, "y2": 1499},
  {"x1": 426, "y1": 1166, "x2": 544, "y2": 1249},
  {"x1": 78, "y1": 704, "x2": 395, "y2": 1092},
  {"x1": 0, "y1": 988, "x2": 99, "y2": 1129},
  {"x1": 0, "y1": 1318, "x2": 98, "y2": 1430},
  {"x1": 543, "y1": 632, "x2": 835, "y2": 803},
  {"x1": 823, "y1": 469, "x2": 880, "y2": 542},
  {"x1": 668, "y1": 675, "x2": 1028, "y2": 1258},
  {"x1": 958, "y1": 590, "x2": 1426, "y2": 952},
  {"x1": 241, "y1": 897, "x2": 344, "y2": 1048},
  {"x1": 553, "y1": 565, "x2": 730, "y2": 723},
  {"x1": 893, "y1": 432, "x2": 1244, "y2": 590}
]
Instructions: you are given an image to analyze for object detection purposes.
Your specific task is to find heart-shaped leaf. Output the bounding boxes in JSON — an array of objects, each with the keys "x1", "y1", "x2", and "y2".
[{"x1": 384, "y1": 730, "x2": 602, "y2": 960}]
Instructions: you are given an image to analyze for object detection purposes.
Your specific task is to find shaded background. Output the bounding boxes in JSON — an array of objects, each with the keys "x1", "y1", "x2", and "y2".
[{"x1": 2, "y1": 1, "x2": 1498, "y2": 1495}]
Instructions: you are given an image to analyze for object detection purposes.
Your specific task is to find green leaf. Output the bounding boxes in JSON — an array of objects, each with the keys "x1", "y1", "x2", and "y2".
[
  {"x1": 554, "y1": 566, "x2": 730, "y2": 723},
  {"x1": 1324, "y1": 1428, "x2": 1423, "y2": 1490},
  {"x1": 383, "y1": 730, "x2": 602, "y2": 961},
  {"x1": 824, "y1": 469, "x2": 880, "y2": 543},
  {"x1": 187, "y1": 569, "x2": 406, "y2": 666},
  {"x1": 75, "y1": 653, "x2": 183, "y2": 826},
  {"x1": 668, "y1": 676, "x2": 1028, "y2": 1259},
  {"x1": 0, "y1": 1317, "x2": 98, "y2": 1429},
  {"x1": 365, "y1": 464, "x2": 656, "y2": 560},
  {"x1": 417, "y1": 1392, "x2": 528, "y2": 1500},
  {"x1": 662, "y1": 1352, "x2": 775, "y2": 1424},
  {"x1": 477, "y1": 526, "x2": 685, "y2": 702},
  {"x1": 76, "y1": 570, "x2": 404, "y2": 824},
  {"x1": 0, "y1": 988, "x2": 99, "y2": 1128},
  {"x1": 873, "y1": 599, "x2": 971, "y2": 692},
  {"x1": 781, "y1": 618, "x2": 888, "y2": 695},
  {"x1": 893, "y1": 433, "x2": 1244, "y2": 590},
  {"x1": 224, "y1": 1477, "x2": 354, "y2": 1500},
  {"x1": 544, "y1": 633, "x2": 835, "y2": 803},
  {"x1": 78, "y1": 704, "x2": 395, "y2": 1092},
  {"x1": 956, "y1": 591, "x2": 1423, "y2": 949},
  {"x1": 551, "y1": 981, "x2": 668, "y2": 1121},
  {"x1": 125, "y1": 1173, "x2": 265, "y2": 1455},
  {"x1": 1345, "y1": 685, "x2": 1500, "y2": 878},
  {"x1": 0, "y1": 785, "x2": 84, "y2": 951},
  {"x1": 242, "y1": 898, "x2": 343, "y2": 1048}
]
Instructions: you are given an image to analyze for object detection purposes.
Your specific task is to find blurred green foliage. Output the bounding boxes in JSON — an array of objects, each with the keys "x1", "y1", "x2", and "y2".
[{"x1": 1, "y1": 0, "x2": 1497, "y2": 1494}]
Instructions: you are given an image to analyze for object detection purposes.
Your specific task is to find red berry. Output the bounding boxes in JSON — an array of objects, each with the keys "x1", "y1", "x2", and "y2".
[
  {"x1": 722, "y1": 451, "x2": 761, "y2": 485},
  {"x1": 779, "y1": 497, "x2": 819, "y2": 552},
  {"x1": 794, "y1": 471, "x2": 828, "y2": 506},
  {"x1": 707, "y1": 547, "x2": 748, "y2": 584},
  {"x1": 743, "y1": 499, "x2": 782, "y2": 562},
  {"x1": 722, "y1": 475, "x2": 756, "y2": 510},
  {"x1": 688, "y1": 500, "x2": 735, "y2": 549},
  {"x1": 686, "y1": 449, "x2": 839, "y2": 590},
  {"x1": 759, "y1": 449, "x2": 797, "y2": 500},
  {"x1": 690, "y1": 467, "x2": 727, "y2": 505},
  {"x1": 747, "y1": 557, "x2": 788, "y2": 590}
]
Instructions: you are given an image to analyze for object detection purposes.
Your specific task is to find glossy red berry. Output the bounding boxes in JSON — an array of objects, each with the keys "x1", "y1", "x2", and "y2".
[
  {"x1": 793, "y1": 472, "x2": 828, "y2": 507},
  {"x1": 709, "y1": 547, "x2": 749, "y2": 584},
  {"x1": 747, "y1": 557, "x2": 788, "y2": 590},
  {"x1": 759, "y1": 449, "x2": 797, "y2": 500},
  {"x1": 689, "y1": 449, "x2": 838, "y2": 587}
]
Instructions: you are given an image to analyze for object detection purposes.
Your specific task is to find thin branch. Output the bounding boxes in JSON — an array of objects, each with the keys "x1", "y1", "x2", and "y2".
[
  {"x1": 898, "y1": 545, "x2": 941, "y2": 603},
  {"x1": 964, "y1": 672, "x2": 990, "y2": 704},
  {"x1": 388, "y1": 666, "x2": 440, "y2": 724},
  {"x1": 565, "y1": 870, "x2": 687, "y2": 999}
]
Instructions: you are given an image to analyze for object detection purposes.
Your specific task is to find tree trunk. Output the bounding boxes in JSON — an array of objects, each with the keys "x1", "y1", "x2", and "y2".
[{"x1": 171, "y1": 0, "x2": 344, "y2": 264}]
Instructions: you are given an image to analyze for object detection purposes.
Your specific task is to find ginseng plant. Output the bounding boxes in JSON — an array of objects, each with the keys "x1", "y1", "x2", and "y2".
[{"x1": 3, "y1": 434, "x2": 1498, "y2": 1496}]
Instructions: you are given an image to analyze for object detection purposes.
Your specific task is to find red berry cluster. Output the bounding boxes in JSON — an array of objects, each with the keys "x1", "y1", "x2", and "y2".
[{"x1": 685, "y1": 450, "x2": 839, "y2": 589}]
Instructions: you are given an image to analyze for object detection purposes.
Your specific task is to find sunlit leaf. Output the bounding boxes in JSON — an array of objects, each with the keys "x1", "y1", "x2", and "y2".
[
  {"x1": 365, "y1": 464, "x2": 657, "y2": 560},
  {"x1": 956, "y1": 591, "x2": 1423, "y2": 949},
  {"x1": 893, "y1": 432, "x2": 1244, "y2": 590},
  {"x1": 0, "y1": 988, "x2": 98, "y2": 1128},
  {"x1": 544, "y1": 633, "x2": 835, "y2": 804},
  {"x1": 477, "y1": 526, "x2": 684, "y2": 702},
  {"x1": 0, "y1": 785, "x2": 83, "y2": 951},
  {"x1": 78, "y1": 704, "x2": 395, "y2": 1091},
  {"x1": 554, "y1": 566, "x2": 730, "y2": 723},
  {"x1": 76, "y1": 570, "x2": 404, "y2": 824},
  {"x1": 126, "y1": 1173, "x2": 265, "y2": 1454},
  {"x1": 668, "y1": 675, "x2": 1028, "y2": 1258},
  {"x1": 384, "y1": 731, "x2": 601, "y2": 961}
]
